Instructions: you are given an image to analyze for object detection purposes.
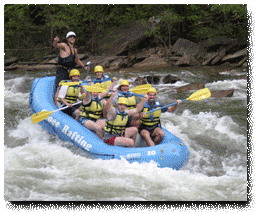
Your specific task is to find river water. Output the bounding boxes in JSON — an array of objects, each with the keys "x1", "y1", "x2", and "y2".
[{"x1": 4, "y1": 67, "x2": 247, "y2": 202}]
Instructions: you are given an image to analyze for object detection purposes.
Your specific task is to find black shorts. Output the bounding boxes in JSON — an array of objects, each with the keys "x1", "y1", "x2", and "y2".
[
  {"x1": 61, "y1": 103, "x2": 81, "y2": 117},
  {"x1": 138, "y1": 124, "x2": 160, "y2": 136},
  {"x1": 55, "y1": 67, "x2": 70, "y2": 89}
]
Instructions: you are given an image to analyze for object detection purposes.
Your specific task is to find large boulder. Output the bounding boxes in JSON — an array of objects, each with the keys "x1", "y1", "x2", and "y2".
[
  {"x1": 109, "y1": 58, "x2": 127, "y2": 70},
  {"x1": 211, "y1": 48, "x2": 226, "y2": 65},
  {"x1": 211, "y1": 89, "x2": 234, "y2": 98},
  {"x1": 133, "y1": 55, "x2": 169, "y2": 68},
  {"x1": 222, "y1": 48, "x2": 247, "y2": 62},
  {"x1": 4, "y1": 57, "x2": 18, "y2": 66},
  {"x1": 236, "y1": 56, "x2": 248, "y2": 67},
  {"x1": 98, "y1": 56, "x2": 118, "y2": 68},
  {"x1": 133, "y1": 77, "x2": 148, "y2": 86},
  {"x1": 103, "y1": 21, "x2": 150, "y2": 56},
  {"x1": 176, "y1": 83, "x2": 205, "y2": 93},
  {"x1": 81, "y1": 56, "x2": 117, "y2": 70},
  {"x1": 144, "y1": 75, "x2": 161, "y2": 84},
  {"x1": 175, "y1": 55, "x2": 200, "y2": 66},
  {"x1": 201, "y1": 36, "x2": 233, "y2": 48},
  {"x1": 162, "y1": 75, "x2": 179, "y2": 84},
  {"x1": 201, "y1": 38, "x2": 239, "y2": 65},
  {"x1": 171, "y1": 38, "x2": 200, "y2": 57},
  {"x1": 202, "y1": 53, "x2": 218, "y2": 66}
]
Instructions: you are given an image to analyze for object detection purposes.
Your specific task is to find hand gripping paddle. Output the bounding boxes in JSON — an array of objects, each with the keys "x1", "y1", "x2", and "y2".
[
  {"x1": 31, "y1": 101, "x2": 82, "y2": 124},
  {"x1": 146, "y1": 88, "x2": 211, "y2": 116}
]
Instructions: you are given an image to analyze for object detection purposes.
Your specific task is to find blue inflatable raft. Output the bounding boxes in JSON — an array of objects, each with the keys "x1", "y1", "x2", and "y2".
[{"x1": 29, "y1": 76, "x2": 190, "y2": 170}]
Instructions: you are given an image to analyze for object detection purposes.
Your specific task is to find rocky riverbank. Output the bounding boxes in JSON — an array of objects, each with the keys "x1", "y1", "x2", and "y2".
[
  {"x1": 5, "y1": 29, "x2": 247, "y2": 99},
  {"x1": 4, "y1": 36, "x2": 248, "y2": 72}
]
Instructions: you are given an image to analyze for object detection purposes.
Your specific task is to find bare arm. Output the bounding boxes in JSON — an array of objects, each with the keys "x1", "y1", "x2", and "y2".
[
  {"x1": 167, "y1": 100, "x2": 182, "y2": 112},
  {"x1": 126, "y1": 94, "x2": 148, "y2": 116},
  {"x1": 99, "y1": 90, "x2": 110, "y2": 99},
  {"x1": 74, "y1": 49, "x2": 89, "y2": 71},
  {"x1": 82, "y1": 91, "x2": 91, "y2": 105},
  {"x1": 53, "y1": 36, "x2": 66, "y2": 50},
  {"x1": 59, "y1": 98, "x2": 73, "y2": 107},
  {"x1": 107, "y1": 78, "x2": 117, "y2": 90},
  {"x1": 105, "y1": 91, "x2": 117, "y2": 120}
]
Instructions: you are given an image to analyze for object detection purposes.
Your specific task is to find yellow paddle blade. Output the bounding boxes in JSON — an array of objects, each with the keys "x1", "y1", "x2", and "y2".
[
  {"x1": 31, "y1": 110, "x2": 54, "y2": 124},
  {"x1": 59, "y1": 81, "x2": 82, "y2": 86},
  {"x1": 131, "y1": 84, "x2": 152, "y2": 90},
  {"x1": 186, "y1": 88, "x2": 211, "y2": 101},
  {"x1": 130, "y1": 84, "x2": 152, "y2": 94},
  {"x1": 83, "y1": 85, "x2": 108, "y2": 93}
]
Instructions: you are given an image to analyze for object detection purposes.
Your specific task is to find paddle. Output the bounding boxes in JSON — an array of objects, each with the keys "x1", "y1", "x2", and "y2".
[
  {"x1": 91, "y1": 77, "x2": 117, "y2": 84},
  {"x1": 146, "y1": 88, "x2": 211, "y2": 115},
  {"x1": 86, "y1": 61, "x2": 91, "y2": 78},
  {"x1": 130, "y1": 84, "x2": 152, "y2": 94},
  {"x1": 83, "y1": 85, "x2": 109, "y2": 93},
  {"x1": 31, "y1": 101, "x2": 82, "y2": 124},
  {"x1": 59, "y1": 81, "x2": 83, "y2": 86},
  {"x1": 82, "y1": 86, "x2": 144, "y2": 97},
  {"x1": 83, "y1": 83, "x2": 151, "y2": 97},
  {"x1": 118, "y1": 91, "x2": 144, "y2": 97},
  {"x1": 59, "y1": 77, "x2": 117, "y2": 86}
]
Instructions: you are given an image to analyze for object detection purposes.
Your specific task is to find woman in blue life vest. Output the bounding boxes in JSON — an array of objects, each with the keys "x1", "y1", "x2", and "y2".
[
  {"x1": 53, "y1": 31, "x2": 89, "y2": 89},
  {"x1": 78, "y1": 85, "x2": 110, "y2": 139},
  {"x1": 103, "y1": 90, "x2": 148, "y2": 147},
  {"x1": 138, "y1": 87, "x2": 182, "y2": 147},
  {"x1": 57, "y1": 69, "x2": 84, "y2": 119},
  {"x1": 89, "y1": 65, "x2": 117, "y2": 99}
]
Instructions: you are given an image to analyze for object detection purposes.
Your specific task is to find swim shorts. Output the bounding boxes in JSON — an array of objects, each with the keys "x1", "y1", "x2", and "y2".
[
  {"x1": 104, "y1": 137, "x2": 116, "y2": 146},
  {"x1": 138, "y1": 124, "x2": 160, "y2": 135}
]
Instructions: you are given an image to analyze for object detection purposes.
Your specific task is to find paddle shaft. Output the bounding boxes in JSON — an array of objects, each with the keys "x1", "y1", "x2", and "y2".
[
  {"x1": 56, "y1": 101, "x2": 82, "y2": 112},
  {"x1": 146, "y1": 99, "x2": 186, "y2": 115},
  {"x1": 86, "y1": 65, "x2": 90, "y2": 77},
  {"x1": 31, "y1": 100, "x2": 83, "y2": 124},
  {"x1": 109, "y1": 90, "x2": 144, "y2": 97},
  {"x1": 91, "y1": 77, "x2": 115, "y2": 84},
  {"x1": 64, "y1": 77, "x2": 115, "y2": 86}
]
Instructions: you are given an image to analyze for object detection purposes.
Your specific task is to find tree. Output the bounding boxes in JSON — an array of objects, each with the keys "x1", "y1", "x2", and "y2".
[
  {"x1": 4, "y1": 4, "x2": 248, "y2": 58},
  {"x1": 144, "y1": 5, "x2": 185, "y2": 57}
]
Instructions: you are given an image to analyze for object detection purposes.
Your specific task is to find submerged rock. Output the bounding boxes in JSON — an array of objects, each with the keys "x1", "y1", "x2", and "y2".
[
  {"x1": 133, "y1": 77, "x2": 148, "y2": 86},
  {"x1": 176, "y1": 83, "x2": 205, "y2": 93},
  {"x1": 145, "y1": 75, "x2": 161, "y2": 84},
  {"x1": 211, "y1": 89, "x2": 234, "y2": 98},
  {"x1": 162, "y1": 75, "x2": 179, "y2": 84}
]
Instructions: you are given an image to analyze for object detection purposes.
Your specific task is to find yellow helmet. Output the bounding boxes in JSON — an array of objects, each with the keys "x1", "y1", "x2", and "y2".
[
  {"x1": 148, "y1": 87, "x2": 157, "y2": 94},
  {"x1": 119, "y1": 79, "x2": 129, "y2": 86},
  {"x1": 117, "y1": 97, "x2": 128, "y2": 106},
  {"x1": 69, "y1": 69, "x2": 80, "y2": 77},
  {"x1": 94, "y1": 65, "x2": 104, "y2": 73}
]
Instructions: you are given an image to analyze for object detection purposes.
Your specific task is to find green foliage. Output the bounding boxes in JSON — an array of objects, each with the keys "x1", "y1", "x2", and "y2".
[{"x1": 4, "y1": 4, "x2": 248, "y2": 56}]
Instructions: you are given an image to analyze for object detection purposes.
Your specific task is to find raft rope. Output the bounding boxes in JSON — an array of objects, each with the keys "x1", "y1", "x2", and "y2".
[{"x1": 160, "y1": 142, "x2": 183, "y2": 160}]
